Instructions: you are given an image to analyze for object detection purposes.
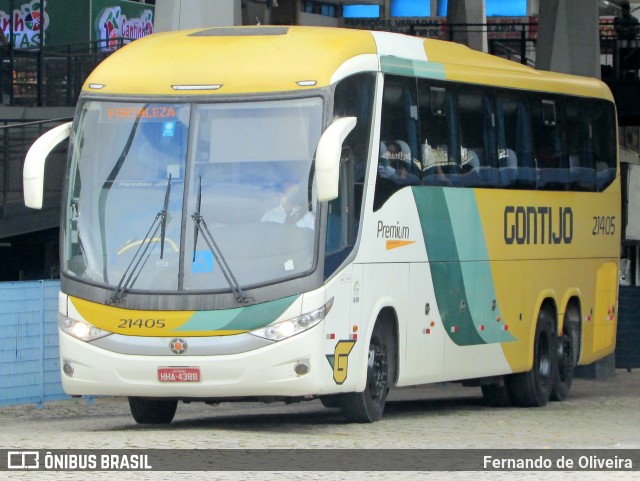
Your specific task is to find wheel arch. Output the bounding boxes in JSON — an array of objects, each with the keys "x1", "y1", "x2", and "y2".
[
  {"x1": 558, "y1": 290, "x2": 582, "y2": 332},
  {"x1": 520, "y1": 294, "x2": 557, "y2": 372},
  {"x1": 354, "y1": 303, "x2": 399, "y2": 391},
  {"x1": 376, "y1": 306, "x2": 399, "y2": 387},
  {"x1": 561, "y1": 295, "x2": 583, "y2": 365},
  {"x1": 533, "y1": 292, "x2": 558, "y2": 335}
]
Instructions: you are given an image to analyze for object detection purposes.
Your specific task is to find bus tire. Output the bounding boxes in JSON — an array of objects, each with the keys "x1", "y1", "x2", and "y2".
[
  {"x1": 551, "y1": 306, "x2": 579, "y2": 402},
  {"x1": 339, "y1": 321, "x2": 390, "y2": 423},
  {"x1": 128, "y1": 397, "x2": 178, "y2": 424},
  {"x1": 507, "y1": 310, "x2": 557, "y2": 407},
  {"x1": 481, "y1": 381, "x2": 512, "y2": 407}
]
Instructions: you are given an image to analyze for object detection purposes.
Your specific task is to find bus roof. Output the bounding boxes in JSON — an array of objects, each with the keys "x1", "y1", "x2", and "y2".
[{"x1": 83, "y1": 26, "x2": 612, "y2": 102}]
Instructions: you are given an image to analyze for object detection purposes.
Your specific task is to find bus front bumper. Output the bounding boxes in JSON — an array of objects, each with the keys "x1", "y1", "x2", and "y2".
[{"x1": 58, "y1": 327, "x2": 328, "y2": 399}]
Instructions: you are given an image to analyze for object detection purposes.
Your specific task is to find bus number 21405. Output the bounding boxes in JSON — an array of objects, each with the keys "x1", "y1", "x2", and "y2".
[
  {"x1": 592, "y1": 216, "x2": 616, "y2": 236},
  {"x1": 118, "y1": 318, "x2": 166, "y2": 329}
]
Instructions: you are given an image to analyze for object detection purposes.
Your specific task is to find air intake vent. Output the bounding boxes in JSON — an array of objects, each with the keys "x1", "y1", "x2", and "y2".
[{"x1": 189, "y1": 27, "x2": 289, "y2": 37}]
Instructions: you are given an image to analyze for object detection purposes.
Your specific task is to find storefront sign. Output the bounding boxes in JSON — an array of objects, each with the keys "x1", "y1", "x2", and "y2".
[{"x1": 0, "y1": 0, "x2": 49, "y2": 48}]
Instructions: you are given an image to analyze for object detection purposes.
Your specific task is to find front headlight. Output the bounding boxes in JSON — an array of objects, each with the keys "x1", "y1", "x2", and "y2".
[
  {"x1": 250, "y1": 298, "x2": 333, "y2": 341},
  {"x1": 58, "y1": 313, "x2": 111, "y2": 342}
]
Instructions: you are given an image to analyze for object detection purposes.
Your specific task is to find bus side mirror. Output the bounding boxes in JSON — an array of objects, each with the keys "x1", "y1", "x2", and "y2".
[
  {"x1": 315, "y1": 116, "x2": 356, "y2": 202},
  {"x1": 23, "y1": 121, "x2": 72, "y2": 209}
]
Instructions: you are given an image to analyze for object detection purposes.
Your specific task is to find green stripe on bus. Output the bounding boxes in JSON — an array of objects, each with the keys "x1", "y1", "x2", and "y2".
[
  {"x1": 380, "y1": 56, "x2": 446, "y2": 80},
  {"x1": 175, "y1": 295, "x2": 298, "y2": 332},
  {"x1": 412, "y1": 187, "x2": 514, "y2": 345},
  {"x1": 445, "y1": 189, "x2": 514, "y2": 344}
]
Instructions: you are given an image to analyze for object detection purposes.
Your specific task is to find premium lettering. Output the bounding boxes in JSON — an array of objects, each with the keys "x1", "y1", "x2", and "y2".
[{"x1": 377, "y1": 220, "x2": 410, "y2": 239}]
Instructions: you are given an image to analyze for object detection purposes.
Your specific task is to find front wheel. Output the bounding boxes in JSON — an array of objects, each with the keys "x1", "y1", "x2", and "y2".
[
  {"x1": 339, "y1": 322, "x2": 390, "y2": 423},
  {"x1": 507, "y1": 309, "x2": 557, "y2": 407},
  {"x1": 128, "y1": 397, "x2": 178, "y2": 424}
]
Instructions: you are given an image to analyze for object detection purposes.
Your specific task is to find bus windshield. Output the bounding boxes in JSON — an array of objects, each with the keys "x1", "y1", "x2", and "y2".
[{"x1": 64, "y1": 97, "x2": 324, "y2": 294}]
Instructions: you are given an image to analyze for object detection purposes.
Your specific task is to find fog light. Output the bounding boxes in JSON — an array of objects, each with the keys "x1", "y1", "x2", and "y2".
[
  {"x1": 294, "y1": 361, "x2": 310, "y2": 375},
  {"x1": 63, "y1": 361, "x2": 74, "y2": 377}
]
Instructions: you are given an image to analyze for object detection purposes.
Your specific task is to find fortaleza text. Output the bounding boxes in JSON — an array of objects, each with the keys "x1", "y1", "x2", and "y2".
[{"x1": 483, "y1": 455, "x2": 633, "y2": 470}]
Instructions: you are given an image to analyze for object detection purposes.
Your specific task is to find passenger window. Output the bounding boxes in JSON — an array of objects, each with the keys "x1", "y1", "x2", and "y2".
[
  {"x1": 418, "y1": 80, "x2": 460, "y2": 185},
  {"x1": 532, "y1": 97, "x2": 569, "y2": 190},
  {"x1": 590, "y1": 99, "x2": 617, "y2": 192},
  {"x1": 458, "y1": 85, "x2": 498, "y2": 187},
  {"x1": 374, "y1": 75, "x2": 420, "y2": 211},
  {"x1": 496, "y1": 92, "x2": 534, "y2": 189},
  {"x1": 565, "y1": 98, "x2": 596, "y2": 191}
]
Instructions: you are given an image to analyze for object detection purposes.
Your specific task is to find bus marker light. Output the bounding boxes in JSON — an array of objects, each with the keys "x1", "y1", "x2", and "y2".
[
  {"x1": 88, "y1": 83, "x2": 105, "y2": 89},
  {"x1": 496, "y1": 316, "x2": 501, "y2": 322},
  {"x1": 430, "y1": 321, "x2": 435, "y2": 327},
  {"x1": 350, "y1": 334, "x2": 358, "y2": 340},
  {"x1": 503, "y1": 325, "x2": 509, "y2": 331},
  {"x1": 297, "y1": 80, "x2": 317, "y2": 87},
  {"x1": 327, "y1": 333, "x2": 335, "y2": 340},
  {"x1": 479, "y1": 325, "x2": 485, "y2": 331},
  {"x1": 352, "y1": 325, "x2": 358, "y2": 332},
  {"x1": 171, "y1": 84, "x2": 223, "y2": 91},
  {"x1": 451, "y1": 326, "x2": 459, "y2": 333},
  {"x1": 424, "y1": 328, "x2": 430, "y2": 334}
]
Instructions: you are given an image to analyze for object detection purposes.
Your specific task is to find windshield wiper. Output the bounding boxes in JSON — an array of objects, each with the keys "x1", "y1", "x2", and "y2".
[
  {"x1": 159, "y1": 174, "x2": 172, "y2": 259},
  {"x1": 110, "y1": 175, "x2": 172, "y2": 304},
  {"x1": 191, "y1": 176, "x2": 248, "y2": 303},
  {"x1": 99, "y1": 104, "x2": 148, "y2": 283}
]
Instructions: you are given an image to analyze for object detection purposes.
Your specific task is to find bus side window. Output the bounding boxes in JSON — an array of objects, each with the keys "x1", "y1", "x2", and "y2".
[
  {"x1": 373, "y1": 75, "x2": 420, "y2": 210},
  {"x1": 457, "y1": 85, "x2": 498, "y2": 187},
  {"x1": 565, "y1": 98, "x2": 596, "y2": 192},
  {"x1": 591, "y1": 99, "x2": 617, "y2": 192},
  {"x1": 496, "y1": 92, "x2": 535, "y2": 189},
  {"x1": 532, "y1": 97, "x2": 569, "y2": 190},
  {"x1": 418, "y1": 81, "x2": 461, "y2": 185}
]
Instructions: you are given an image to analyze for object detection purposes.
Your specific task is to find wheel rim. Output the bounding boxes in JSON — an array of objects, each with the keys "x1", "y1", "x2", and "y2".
[{"x1": 367, "y1": 337, "x2": 388, "y2": 403}]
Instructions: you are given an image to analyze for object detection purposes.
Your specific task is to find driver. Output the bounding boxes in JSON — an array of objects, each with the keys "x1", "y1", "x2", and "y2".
[{"x1": 261, "y1": 181, "x2": 314, "y2": 229}]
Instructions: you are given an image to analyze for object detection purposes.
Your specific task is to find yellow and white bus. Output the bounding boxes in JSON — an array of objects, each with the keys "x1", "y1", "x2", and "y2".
[{"x1": 24, "y1": 26, "x2": 619, "y2": 423}]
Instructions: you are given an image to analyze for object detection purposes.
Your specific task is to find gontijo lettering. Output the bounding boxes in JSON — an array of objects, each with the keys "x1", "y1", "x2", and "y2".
[{"x1": 504, "y1": 206, "x2": 573, "y2": 245}]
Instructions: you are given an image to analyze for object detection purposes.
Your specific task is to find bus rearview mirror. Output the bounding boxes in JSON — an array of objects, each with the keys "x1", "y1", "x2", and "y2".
[
  {"x1": 315, "y1": 116, "x2": 357, "y2": 202},
  {"x1": 23, "y1": 121, "x2": 72, "y2": 209}
]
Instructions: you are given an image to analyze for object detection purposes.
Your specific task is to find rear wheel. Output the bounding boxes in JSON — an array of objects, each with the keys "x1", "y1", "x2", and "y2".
[
  {"x1": 551, "y1": 306, "x2": 580, "y2": 401},
  {"x1": 507, "y1": 310, "x2": 557, "y2": 407},
  {"x1": 128, "y1": 397, "x2": 178, "y2": 424},
  {"x1": 340, "y1": 322, "x2": 390, "y2": 423}
]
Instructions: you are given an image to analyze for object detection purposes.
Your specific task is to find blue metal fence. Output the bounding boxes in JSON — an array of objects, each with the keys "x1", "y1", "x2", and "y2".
[{"x1": 0, "y1": 280, "x2": 69, "y2": 407}]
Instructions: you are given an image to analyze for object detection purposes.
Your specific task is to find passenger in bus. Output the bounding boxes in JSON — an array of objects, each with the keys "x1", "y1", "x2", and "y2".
[
  {"x1": 422, "y1": 141, "x2": 452, "y2": 177},
  {"x1": 378, "y1": 140, "x2": 419, "y2": 185},
  {"x1": 261, "y1": 181, "x2": 315, "y2": 229},
  {"x1": 460, "y1": 147, "x2": 480, "y2": 173}
]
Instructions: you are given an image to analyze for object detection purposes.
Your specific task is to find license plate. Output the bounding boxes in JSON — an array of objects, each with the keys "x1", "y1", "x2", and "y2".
[{"x1": 157, "y1": 367, "x2": 201, "y2": 383}]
